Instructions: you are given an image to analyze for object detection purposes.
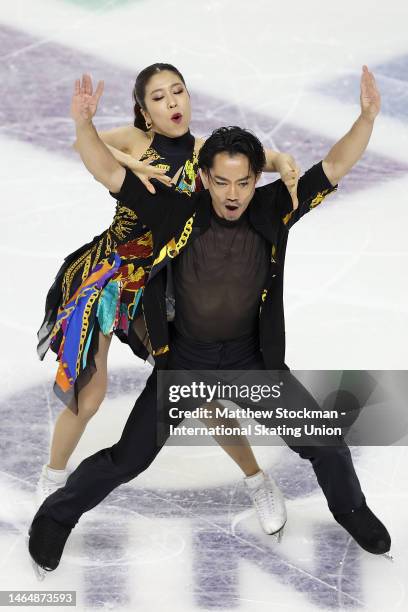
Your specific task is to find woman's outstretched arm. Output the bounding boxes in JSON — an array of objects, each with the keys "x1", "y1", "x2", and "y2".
[
  {"x1": 72, "y1": 75, "x2": 171, "y2": 193},
  {"x1": 71, "y1": 75, "x2": 126, "y2": 192}
]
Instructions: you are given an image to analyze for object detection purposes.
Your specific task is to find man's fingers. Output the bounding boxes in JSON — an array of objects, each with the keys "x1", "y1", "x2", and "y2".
[
  {"x1": 142, "y1": 160, "x2": 168, "y2": 175},
  {"x1": 362, "y1": 65, "x2": 377, "y2": 92},
  {"x1": 141, "y1": 177, "x2": 156, "y2": 194},
  {"x1": 151, "y1": 168, "x2": 170, "y2": 179},
  {"x1": 131, "y1": 170, "x2": 156, "y2": 193},
  {"x1": 140, "y1": 159, "x2": 171, "y2": 180},
  {"x1": 74, "y1": 78, "x2": 80, "y2": 95},
  {"x1": 282, "y1": 171, "x2": 299, "y2": 182},
  {"x1": 156, "y1": 175, "x2": 172, "y2": 186}
]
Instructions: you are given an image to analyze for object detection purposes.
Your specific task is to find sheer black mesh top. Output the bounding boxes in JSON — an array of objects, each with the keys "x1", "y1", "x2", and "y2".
[{"x1": 173, "y1": 207, "x2": 270, "y2": 342}]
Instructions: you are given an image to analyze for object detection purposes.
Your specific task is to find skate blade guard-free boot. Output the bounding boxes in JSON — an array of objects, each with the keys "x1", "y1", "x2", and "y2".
[
  {"x1": 334, "y1": 500, "x2": 393, "y2": 560},
  {"x1": 36, "y1": 464, "x2": 69, "y2": 506},
  {"x1": 244, "y1": 471, "x2": 287, "y2": 540},
  {"x1": 28, "y1": 516, "x2": 72, "y2": 580}
]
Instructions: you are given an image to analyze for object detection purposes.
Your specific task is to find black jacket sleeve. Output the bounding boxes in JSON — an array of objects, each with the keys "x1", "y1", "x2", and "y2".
[
  {"x1": 109, "y1": 168, "x2": 197, "y2": 244},
  {"x1": 257, "y1": 161, "x2": 338, "y2": 230}
]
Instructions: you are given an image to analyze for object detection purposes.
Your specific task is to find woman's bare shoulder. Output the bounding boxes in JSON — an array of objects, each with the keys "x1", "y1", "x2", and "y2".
[
  {"x1": 97, "y1": 124, "x2": 147, "y2": 153},
  {"x1": 125, "y1": 125, "x2": 151, "y2": 145},
  {"x1": 126, "y1": 126, "x2": 153, "y2": 158}
]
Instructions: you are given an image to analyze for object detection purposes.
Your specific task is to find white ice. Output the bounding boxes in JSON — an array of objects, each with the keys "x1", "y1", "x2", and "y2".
[{"x1": 1, "y1": 0, "x2": 408, "y2": 610}]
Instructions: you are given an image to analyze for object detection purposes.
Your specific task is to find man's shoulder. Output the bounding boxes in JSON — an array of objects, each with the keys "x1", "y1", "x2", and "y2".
[
  {"x1": 177, "y1": 186, "x2": 211, "y2": 208},
  {"x1": 247, "y1": 180, "x2": 284, "y2": 230},
  {"x1": 252, "y1": 178, "x2": 284, "y2": 210}
]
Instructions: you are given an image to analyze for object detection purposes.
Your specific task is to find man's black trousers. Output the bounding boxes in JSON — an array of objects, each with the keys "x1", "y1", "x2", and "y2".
[{"x1": 34, "y1": 330, "x2": 365, "y2": 528}]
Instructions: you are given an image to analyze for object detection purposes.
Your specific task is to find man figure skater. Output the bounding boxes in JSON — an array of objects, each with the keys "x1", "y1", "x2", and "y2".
[{"x1": 29, "y1": 65, "x2": 391, "y2": 575}]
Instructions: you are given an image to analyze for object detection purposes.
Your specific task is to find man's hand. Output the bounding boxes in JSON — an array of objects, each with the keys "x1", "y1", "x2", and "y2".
[
  {"x1": 360, "y1": 65, "x2": 381, "y2": 122},
  {"x1": 275, "y1": 153, "x2": 300, "y2": 210},
  {"x1": 71, "y1": 74, "x2": 104, "y2": 125},
  {"x1": 127, "y1": 157, "x2": 172, "y2": 194},
  {"x1": 322, "y1": 65, "x2": 380, "y2": 186}
]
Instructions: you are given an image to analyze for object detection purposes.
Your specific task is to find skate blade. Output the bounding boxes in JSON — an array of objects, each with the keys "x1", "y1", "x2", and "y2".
[
  {"x1": 270, "y1": 522, "x2": 286, "y2": 543},
  {"x1": 26, "y1": 533, "x2": 48, "y2": 581},
  {"x1": 31, "y1": 558, "x2": 47, "y2": 581}
]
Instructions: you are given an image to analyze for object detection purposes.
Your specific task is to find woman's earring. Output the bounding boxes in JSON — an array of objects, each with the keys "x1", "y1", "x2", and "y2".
[{"x1": 145, "y1": 119, "x2": 152, "y2": 130}]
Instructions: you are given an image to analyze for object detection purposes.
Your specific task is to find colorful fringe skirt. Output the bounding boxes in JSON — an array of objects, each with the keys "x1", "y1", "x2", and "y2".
[{"x1": 37, "y1": 231, "x2": 152, "y2": 407}]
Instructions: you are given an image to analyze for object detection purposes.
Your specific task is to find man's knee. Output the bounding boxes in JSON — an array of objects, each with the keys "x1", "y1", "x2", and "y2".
[
  {"x1": 291, "y1": 441, "x2": 350, "y2": 462},
  {"x1": 109, "y1": 443, "x2": 160, "y2": 482}
]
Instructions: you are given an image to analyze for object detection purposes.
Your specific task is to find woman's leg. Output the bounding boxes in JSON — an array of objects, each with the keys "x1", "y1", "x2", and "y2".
[
  {"x1": 201, "y1": 402, "x2": 260, "y2": 477},
  {"x1": 200, "y1": 402, "x2": 286, "y2": 535},
  {"x1": 48, "y1": 332, "x2": 112, "y2": 470},
  {"x1": 33, "y1": 368, "x2": 170, "y2": 529}
]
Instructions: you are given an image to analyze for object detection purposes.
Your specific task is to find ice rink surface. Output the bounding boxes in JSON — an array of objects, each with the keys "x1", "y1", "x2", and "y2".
[{"x1": 1, "y1": 0, "x2": 408, "y2": 610}]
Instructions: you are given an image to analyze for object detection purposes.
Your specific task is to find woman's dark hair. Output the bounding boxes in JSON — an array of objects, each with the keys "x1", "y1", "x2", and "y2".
[
  {"x1": 132, "y1": 62, "x2": 187, "y2": 131},
  {"x1": 198, "y1": 127, "x2": 266, "y2": 176}
]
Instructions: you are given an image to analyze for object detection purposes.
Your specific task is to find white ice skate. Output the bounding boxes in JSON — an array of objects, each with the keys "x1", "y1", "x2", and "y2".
[
  {"x1": 244, "y1": 471, "x2": 287, "y2": 540},
  {"x1": 36, "y1": 464, "x2": 69, "y2": 505}
]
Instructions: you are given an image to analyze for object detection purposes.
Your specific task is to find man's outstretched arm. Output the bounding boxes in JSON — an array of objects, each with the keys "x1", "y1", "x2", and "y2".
[{"x1": 322, "y1": 65, "x2": 381, "y2": 185}]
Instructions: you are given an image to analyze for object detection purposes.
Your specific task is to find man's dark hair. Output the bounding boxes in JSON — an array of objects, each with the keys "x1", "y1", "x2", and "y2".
[{"x1": 198, "y1": 127, "x2": 266, "y2": 176}]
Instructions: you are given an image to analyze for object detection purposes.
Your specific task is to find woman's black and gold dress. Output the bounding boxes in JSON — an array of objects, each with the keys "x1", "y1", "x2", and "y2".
[{"x1": 37, "y1": 130, "x2": 200, "y2": 406}]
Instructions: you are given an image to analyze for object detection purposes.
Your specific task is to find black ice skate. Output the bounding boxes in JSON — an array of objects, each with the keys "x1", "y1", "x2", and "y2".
[
  {"x1": 28, "y1": 516, "x2": 72, "y2": 580},
  {"x1": 334, "y1": 500, "x2": 392, "y2": 560}
]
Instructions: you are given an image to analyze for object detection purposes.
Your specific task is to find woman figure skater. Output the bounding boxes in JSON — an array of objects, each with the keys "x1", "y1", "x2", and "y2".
[{"x1": 36, "y1": 63, "x2": 300, "y2": 536}]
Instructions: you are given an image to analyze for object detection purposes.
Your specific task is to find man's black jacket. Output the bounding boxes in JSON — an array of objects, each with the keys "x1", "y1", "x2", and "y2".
[{"x1": 110, "y1": 161, "x2": 337, "y2": 369}]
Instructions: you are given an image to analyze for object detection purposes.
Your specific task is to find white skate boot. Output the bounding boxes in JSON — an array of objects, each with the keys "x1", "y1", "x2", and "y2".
[
  {"x1": 36, "y1": 464, "x2": 69, "y2": 505},
  {"x1": 244, "y1": 470, "x2": 287, "y2": 540}
]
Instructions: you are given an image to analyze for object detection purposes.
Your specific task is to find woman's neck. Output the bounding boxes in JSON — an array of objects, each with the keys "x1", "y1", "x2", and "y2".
[{"x1": 150, "y1": 129, "x2": 194, "y2": 155}]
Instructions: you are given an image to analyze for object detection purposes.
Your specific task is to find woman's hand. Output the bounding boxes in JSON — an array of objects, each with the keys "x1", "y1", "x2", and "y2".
[
  {"x1": 127, "y1": 157, "x2": 172, "y2": 194},
  {"x1": 275, "y1": 153, "x2": 301, "y2": 210},
  {"x1": 71, "y1": 74, "x2": 104, "y2": 125}
]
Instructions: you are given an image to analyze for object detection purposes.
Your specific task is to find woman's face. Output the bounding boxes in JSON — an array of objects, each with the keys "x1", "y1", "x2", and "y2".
[{"x1": 141, "y1": 70, "x2": 192, "y2": 137}]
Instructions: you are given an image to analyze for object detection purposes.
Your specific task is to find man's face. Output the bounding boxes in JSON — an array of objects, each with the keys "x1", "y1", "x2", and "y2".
[{"x1": 201, "y1": 152, "x2": 259, "y2": 221}]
